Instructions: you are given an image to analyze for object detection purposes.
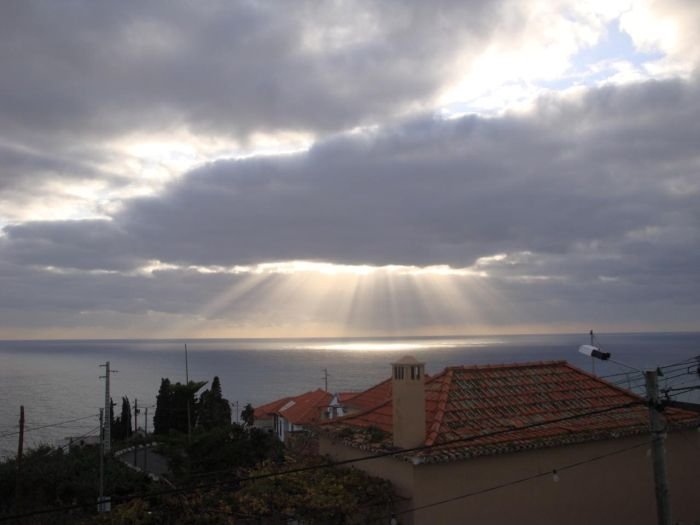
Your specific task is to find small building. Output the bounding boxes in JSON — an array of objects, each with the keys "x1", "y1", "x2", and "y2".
[
  {"x1": 320, "y1": 357, "x2": 700, "y2": 525},
  {"x1": 255, "y1": 389, "x2": 334, "y2": 442},
  {"x1": 253, "y1": 396, "x2": 293, "y2": 432}
]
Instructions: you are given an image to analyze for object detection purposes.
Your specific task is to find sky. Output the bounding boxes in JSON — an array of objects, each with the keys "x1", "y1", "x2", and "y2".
[{"x1": 1, "y1": 0, "x2": 699, "y2": 339}]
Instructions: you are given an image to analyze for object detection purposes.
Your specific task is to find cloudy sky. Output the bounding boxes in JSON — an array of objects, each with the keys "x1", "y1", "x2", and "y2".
[{"x1": 1, "y1": 0, "x2": 699, "y2": 339}]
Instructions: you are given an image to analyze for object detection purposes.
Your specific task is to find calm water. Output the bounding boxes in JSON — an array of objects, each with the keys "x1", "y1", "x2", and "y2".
[{"x1": 1, "y1": 332, "x2": 699, "y2": 459}]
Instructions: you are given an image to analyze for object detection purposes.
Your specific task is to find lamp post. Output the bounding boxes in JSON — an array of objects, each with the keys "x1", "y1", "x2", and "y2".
[{"x1": 579, "y1": 344, "x2": 671, "y2": 525}]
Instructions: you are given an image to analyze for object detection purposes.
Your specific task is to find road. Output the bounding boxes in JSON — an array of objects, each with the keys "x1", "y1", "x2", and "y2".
[{"x1": 119, "y1": 445, "x2": 170, "y2": 477}]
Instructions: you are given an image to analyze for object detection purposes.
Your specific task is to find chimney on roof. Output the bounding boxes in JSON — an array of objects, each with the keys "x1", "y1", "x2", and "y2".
[{"x1": 391, "y1": 355, "x2": 426, "y2": 449}]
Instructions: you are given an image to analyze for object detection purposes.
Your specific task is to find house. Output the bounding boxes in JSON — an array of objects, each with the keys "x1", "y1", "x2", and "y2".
[
  {"x1": 258, "y1": 388, "x2": 332, "y2": 443},
  {"x1": 320, "y1": 356, "x2": 700, "y2": 525},
  {"x1": 253, "y1": 396, "x2": 293, "y2": 432}
]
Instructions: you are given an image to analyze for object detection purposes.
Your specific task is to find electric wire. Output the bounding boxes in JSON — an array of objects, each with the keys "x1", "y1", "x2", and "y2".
[
  {"x1": 369, "y1": 440, "x2": 650, "y2": 522},
  {"x1": 2, "y1": 353, "x2": 698, "y2": 521},
  {"x1": 0, "y1": 400, "x2": 646, "y2": 522},
  {"x1": 599, "y1": 356, "x2": 698, "y2": 381},
  {"x1": 0, "y1": 413, "x2": 98, "y2": 439}
]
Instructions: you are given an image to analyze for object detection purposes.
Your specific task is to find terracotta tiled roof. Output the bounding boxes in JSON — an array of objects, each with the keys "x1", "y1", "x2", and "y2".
[
  {"x1": 322, "y1": 361, "x2": 700, "y2": 463},
  {"x1": 277, "y1": 388, "x2": 333, "y2": 426},
  {"x1": 254, "y1": 396, "x2": 293, "y2": 420},
  {"x1": 338, "y1": 392, "x2": 360, "y2": 403},
  {"x1": 343, "y1": 378, "x2": 392, "y2": 411}
]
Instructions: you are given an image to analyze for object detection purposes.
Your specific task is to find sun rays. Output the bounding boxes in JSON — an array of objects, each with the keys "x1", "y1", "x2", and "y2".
[{"x1": 147, "y1": 260, "x2": 507, "y2": 338}]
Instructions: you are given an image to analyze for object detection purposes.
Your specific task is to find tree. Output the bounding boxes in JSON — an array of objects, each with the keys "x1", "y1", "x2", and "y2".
[
  {"x1": 197, "y1": 376, "x2": 232, "y2": 430},
  {"x1": 120, "y1": 396, "x2": 132, "y2": 440},
  {"x1": 241, "y1": 403, "x2": 255, "y2": 427},
  {"x1": 154, "y1": 378, "x2": 173, "y2": 435},
  {"x1": 154, "y1": 377, "x2": 207, "y2": 435},
  {"x1": 233, "y1": 458, "x2": 397, "y2": 523}
]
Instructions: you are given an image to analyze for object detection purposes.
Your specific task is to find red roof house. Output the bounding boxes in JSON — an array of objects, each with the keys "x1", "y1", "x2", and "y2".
[
  {"x1": 252, "y1": 396, "x2": 293, "y2": 431},
  {"x1": 320, "y1": 356, "x2": 700, "y2": 524},
  {"x1": 263, "y1": 388, "x2": 332, "y2": 442}
]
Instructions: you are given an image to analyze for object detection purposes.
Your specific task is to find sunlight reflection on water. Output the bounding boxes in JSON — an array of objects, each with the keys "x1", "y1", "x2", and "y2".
[{"x1": 298, "y1": 339, "x2": 504, "y2": 352}]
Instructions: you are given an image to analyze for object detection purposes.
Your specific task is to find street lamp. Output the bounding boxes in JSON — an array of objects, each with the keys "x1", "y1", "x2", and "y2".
[{"x1": 580, "y1": 343, "x2": 671, "y2": 525}]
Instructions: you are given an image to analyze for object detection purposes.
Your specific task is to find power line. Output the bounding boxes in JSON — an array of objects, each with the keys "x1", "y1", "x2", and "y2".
[
  {"x1": 0, "y1": 413, "x2": 98, "y2": 439},
  {"x1": 0, "y1": 399, "x2": 647, "y2": 522},
  {"x1": 600, "y1": 356, "x2": 698, "y2": 381},
  {"x1": 186, "y1": 400, "x2": 645, "y2": 484},
  {"x1": 371, "y1": 440, "x2": 649, "y2": 522}
]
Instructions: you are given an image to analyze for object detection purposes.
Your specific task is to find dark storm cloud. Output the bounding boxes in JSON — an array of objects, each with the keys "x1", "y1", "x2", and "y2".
[
  {"x1": 0, "y1": 0, "x2": 511, "y2": 209},
  {"x1": 0, "y1": 0, "x2": 498, "y2": 143},
  {"x1": 3, "y1": 75, "x2": 699, "y2": 273},
  {"x1": 1, "y1": 75, "x2": 699, "y2": 331}
]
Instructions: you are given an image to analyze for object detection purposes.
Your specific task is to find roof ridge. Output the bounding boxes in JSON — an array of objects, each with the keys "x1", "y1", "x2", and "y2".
[
  {"x1": 446, "y1": 360, "x2": 568, "y2": 372},
  {"x1": 425, "y1": 368, "x2": 453, "y2": 446}
]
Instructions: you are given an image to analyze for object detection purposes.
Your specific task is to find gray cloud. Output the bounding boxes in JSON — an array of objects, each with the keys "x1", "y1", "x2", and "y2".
[
  {"x1": 0, "y1": 1, "x2": 500, "y2": 144},
  {"x1": 1, "y1": 74, "x2": 699, "y2": 334},
  {"x1": 0, "y1": 0, "x2": 520, "y2": 219},
  {"x1": 4, "y1": 75, "x2": 699, "y2": 270}
]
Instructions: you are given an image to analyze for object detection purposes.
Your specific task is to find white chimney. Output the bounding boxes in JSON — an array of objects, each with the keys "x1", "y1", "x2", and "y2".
[{"x1": 391, "y1": 355, "x2": 426, "y2": 449}]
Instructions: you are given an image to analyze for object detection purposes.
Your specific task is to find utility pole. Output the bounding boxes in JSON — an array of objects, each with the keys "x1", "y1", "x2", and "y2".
[
  {"x1": 97, "y1": 409, "x2": 109, "y2": 513},
  {"x1": 579, "y1": 344, "x2": 673, "y2": 525},
  {"x1": 16, "y1": 405, "x2": 24, "y2": 469},
  {"x1": 645, "y1": 369, "x2": 672, "y2": 525},
  {"x1": 144, "y1": 407, "x2": 149, "y2": 472},
  {"x1": 133, "y1": 398, "x2": 139, "y2": 467},
  {"x1": 15, "y1": 405, "x2": 24, "y2": 508},
  {"x1": 99, "y1": 361, "x2": 117, "y2": 454},
  {"x1": 185, "y1": 343, "x2": 191, "y2": 444},
  {"x1": 322, "y1": 368, "x2": 329, "y2": 391}
]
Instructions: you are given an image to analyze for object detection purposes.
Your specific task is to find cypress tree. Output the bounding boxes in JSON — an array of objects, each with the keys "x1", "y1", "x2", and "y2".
[{"x1": 154, "y1": 378, "x2": 172, "y2": 435}]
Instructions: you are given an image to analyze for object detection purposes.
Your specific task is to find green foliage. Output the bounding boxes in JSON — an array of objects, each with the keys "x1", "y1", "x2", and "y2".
[
  {"x1": 241, "y1": 403, "x2": 255, "y2": 427},
  {"x1": 197, "y1": 376, "x2": 232, "y2": 430},
  {"x1": 0, "y1": 444, "x2": 151, "y2": 522},
  {"x1": 234, "y1": 458, "x2": 397, "y2": 524},
  {"x1": 153, "y1": 378, "x2": 173, "y2": 435},
  {"x1": 365, "y1": 425, "x2": 388, "y2": 443},
  {"x1": 158, "y1": 423, "x2": 283, "y2": 480},
  {"x1": 113, "y1": 396, "x2": 133, "y2": 441},
  {"x1": 154, "y1": 378, "x2": 207, "y2": 435},
  {"x1": 92, "y1": 457, "x2": 396, "y2": 524}
]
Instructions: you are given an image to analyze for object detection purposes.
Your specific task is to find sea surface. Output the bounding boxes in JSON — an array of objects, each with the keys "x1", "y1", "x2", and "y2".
[{"x1": 1, "y1": 332, "x2": 699, "y2": 459}]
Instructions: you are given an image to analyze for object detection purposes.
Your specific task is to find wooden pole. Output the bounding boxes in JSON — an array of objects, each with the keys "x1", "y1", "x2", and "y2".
[
  {"x1": 185, "y1": 344, "x2": 191, "y2": 443},
  {"x1": 646, "y1": 369, "x2": 672, "y2": 525},
  {"x1": 98, "y1": 409, "x2": 105, "y2": 509},
  {"x1": 133, "y1": 398, "x2": 139, "y2": 466},
  {"x1": 15, "y1": 405, "x2": 24, "y2": 508},
  {"x1": 144, "y1": 407, "x2": 149, "y2": 472},
  {"x1": 16, "y1": 406, "x2": 24, "y2": 468}
]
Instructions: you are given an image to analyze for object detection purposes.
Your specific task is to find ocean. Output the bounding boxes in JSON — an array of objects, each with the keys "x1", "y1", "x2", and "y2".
[{"x1": 1, "y1": 332, "x2": 699, "y2": 459}]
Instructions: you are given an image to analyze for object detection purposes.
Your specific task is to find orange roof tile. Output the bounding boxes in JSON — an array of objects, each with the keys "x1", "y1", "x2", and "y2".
[
  {"x1": 344, "y1": 378, "x2": 392, "y2": 411},
  {"x1": 277, "y1": 388, "x2": 333, "y2": 426},
  {"x1": 254, "y1": 396, "x2": 293, "y2": 420},
  {"x1": 322, "y1": 361, "x2": 700, "y2": 463},
  {"x1": 337, "y1": 391, "x2": 360, "y2": 403}
]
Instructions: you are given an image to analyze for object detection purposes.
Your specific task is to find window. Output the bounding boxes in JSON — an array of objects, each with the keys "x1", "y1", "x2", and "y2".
[
  {"x1": 410, "y1": 365, "x2": 421, "y2": 380},
  {"x1": 394, "y1": 366, "x2": 405, "y2": 380}
]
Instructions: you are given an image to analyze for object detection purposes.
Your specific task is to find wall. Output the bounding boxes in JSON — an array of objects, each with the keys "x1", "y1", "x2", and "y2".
[
  {"x1": 323, "y1": 431, "x2": 700, "y2": 525},
  {"x1": 410, "y1": 431, "x2": 700, "y2": 525},
  {"x1": 319, "y1": 435, "x2": 418, "y2": 525}
]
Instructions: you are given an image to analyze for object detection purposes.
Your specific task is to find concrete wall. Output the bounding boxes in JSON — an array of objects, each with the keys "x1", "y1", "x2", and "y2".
[
  {"x1": 320, "y1": 435, "x2": 418, "y2": 524},
  {"x1": 322, "y1": 431, "x2": 700, "y2": 525}
]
